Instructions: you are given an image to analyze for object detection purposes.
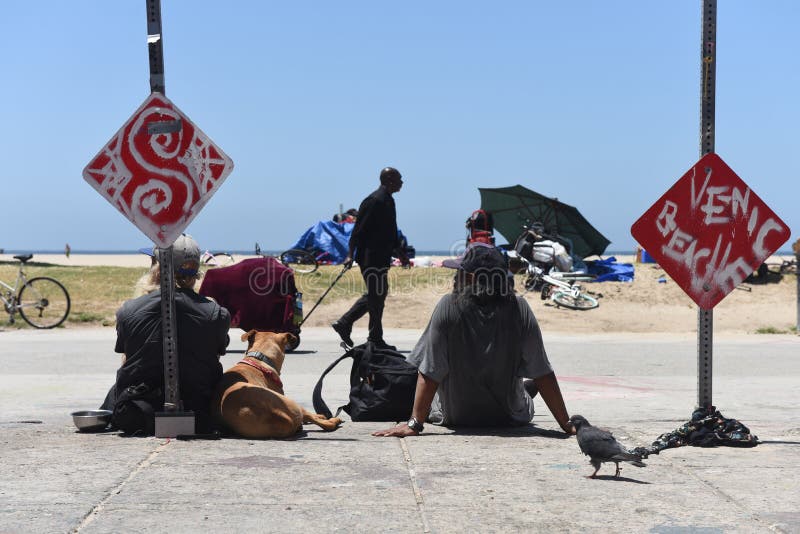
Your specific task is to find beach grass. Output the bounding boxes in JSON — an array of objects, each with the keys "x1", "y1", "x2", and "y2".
[
  {"x1": 754, "y1": 325, "x2": 797, "y2": 335},
  {"x1": 291, "y1": 265, "x2": 455, "y2": 304},
  {"x1": 0, "y1": 261, "x2": 456, "y2": 329}
]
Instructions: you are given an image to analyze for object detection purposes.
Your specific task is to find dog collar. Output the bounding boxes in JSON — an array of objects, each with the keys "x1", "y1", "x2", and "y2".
[{"x1": 245, "y1": 350, "x2": 279, "y2": 373}]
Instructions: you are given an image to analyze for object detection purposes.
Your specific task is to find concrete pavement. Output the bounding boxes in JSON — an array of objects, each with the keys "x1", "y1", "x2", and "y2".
[{"x1": 1, "y1": 326, "x2": 799, "y2": 533}]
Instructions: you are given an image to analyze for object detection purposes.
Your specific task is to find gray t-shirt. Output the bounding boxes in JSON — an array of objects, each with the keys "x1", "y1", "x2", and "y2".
[{"x1": 407, "y1": 293, "x2": 553, "y2": 427}]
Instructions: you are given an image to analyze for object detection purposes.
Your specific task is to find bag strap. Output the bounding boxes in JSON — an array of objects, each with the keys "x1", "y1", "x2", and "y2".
[{"x1": 312, "y1": 350, "x2": 355, "y2": 419}]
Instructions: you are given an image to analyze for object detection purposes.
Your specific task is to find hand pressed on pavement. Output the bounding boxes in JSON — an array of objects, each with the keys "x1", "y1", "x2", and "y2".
[{"x1": 372, "y1": 423, "x2": 419, "y2": 438}]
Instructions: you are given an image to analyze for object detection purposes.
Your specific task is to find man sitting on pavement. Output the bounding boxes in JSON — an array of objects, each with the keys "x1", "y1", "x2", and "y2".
[
  {"x1": 101, "y1": 234, "x2": 230, "y2": 433},
  {"x1": 373, "y1": 243, "x2": 575, "y2": 437}
]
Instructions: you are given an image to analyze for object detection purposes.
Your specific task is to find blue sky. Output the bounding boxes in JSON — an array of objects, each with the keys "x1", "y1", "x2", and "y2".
[{"x1": 1, "y1": 2, "x2": 798, "y2": 254}]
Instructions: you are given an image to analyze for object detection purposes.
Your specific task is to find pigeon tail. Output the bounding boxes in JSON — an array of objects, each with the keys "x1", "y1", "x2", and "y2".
[{"x1": 611, "y1": 453, "x2": 646, "y2": 467}]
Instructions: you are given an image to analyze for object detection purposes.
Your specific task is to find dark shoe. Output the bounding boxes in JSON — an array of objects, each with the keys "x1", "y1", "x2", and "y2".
[
  {"x1": 369, "y1": 339, "x2": 397, "y2": 351},
  {"x1": 331, "y1": 321, "x2": 354, "y2": 347},
  {"x1": 523, "y1": 378, "x2": 538, "y2": 399}
]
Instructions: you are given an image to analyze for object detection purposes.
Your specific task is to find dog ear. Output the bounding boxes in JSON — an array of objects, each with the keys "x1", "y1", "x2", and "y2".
[
  {"x1": 282, "y1": 332, "x2": 298, "y2": 347},
  {"x1": 240, "y1": 330, "x2": 257, "y2": 343}
]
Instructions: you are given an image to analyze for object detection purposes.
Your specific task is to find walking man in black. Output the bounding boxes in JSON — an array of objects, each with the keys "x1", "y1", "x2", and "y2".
[{"x1": 332, "y1": 167, "x2": 408, "y2": 349}]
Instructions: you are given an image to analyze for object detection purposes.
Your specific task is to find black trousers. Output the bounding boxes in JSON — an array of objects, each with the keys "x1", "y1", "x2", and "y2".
[{"x1": 338, "y1": 264, "x2": 389, "y2": 342}]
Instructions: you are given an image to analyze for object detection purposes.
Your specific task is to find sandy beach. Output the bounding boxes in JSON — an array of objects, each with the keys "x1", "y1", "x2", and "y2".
[{"x1": 6, "y1": 252, "x2": 797, "y2": 336}]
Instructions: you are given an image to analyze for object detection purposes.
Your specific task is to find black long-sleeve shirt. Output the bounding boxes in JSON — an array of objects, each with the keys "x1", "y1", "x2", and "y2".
[
  {"x1": 114, "y1": 288, "x2": 230, "y2": 416},
  {"x1": 349, "y1": 186, "x2": 399, "y2": 267}
]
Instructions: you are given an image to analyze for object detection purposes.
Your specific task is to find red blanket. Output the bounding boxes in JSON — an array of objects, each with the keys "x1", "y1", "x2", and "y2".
[{"x1": 200, "y1": 257, "x2": 298, "y2": 332}]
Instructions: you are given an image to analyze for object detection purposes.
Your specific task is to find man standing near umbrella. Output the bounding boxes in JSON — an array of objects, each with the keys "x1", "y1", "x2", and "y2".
[{"x1": 332, "y1": 167, "x2": 409, "y2": 350}]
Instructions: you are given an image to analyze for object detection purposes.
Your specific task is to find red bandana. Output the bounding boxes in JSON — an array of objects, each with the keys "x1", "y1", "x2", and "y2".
[{"x1": 237, "y1": 359, "x2": 284, "y2": 390}]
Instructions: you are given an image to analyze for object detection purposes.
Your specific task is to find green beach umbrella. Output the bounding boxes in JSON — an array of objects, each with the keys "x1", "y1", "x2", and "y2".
[{"x1": 479, "y1": 185, "x2": 611, "y2": 259}]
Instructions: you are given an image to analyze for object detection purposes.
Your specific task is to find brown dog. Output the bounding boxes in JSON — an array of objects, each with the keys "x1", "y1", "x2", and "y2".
[{"x1": 212, "y1": 330, "x2": 342, "y2": 438}]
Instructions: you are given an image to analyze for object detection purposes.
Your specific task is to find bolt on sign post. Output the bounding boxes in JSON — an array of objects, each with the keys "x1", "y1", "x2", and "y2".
[
  {"x1": 631, "y1": 0, "x2": 790, "y2": 411},
  {"x1": 82, "y1": 0, "x2": 233, "y2": 436},
  {"x1": 794, "y1": 238, "x2": 800, "y2": 333}
]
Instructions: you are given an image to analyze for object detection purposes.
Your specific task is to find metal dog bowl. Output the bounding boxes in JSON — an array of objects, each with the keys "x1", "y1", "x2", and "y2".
[{"x1": 71, "y1": 410, "x2": 112, "y2": 432}]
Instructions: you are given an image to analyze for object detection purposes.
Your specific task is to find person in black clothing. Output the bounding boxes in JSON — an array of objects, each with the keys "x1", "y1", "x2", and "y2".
[
  {"x1": 102, "y1": 234, "x2": 230, "y2": 433},
  {"x1": 332, "y1": 167, "x2": 408, "y2": 349}
]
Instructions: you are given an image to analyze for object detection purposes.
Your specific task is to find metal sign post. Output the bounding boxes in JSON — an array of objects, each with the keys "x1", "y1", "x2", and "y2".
[
  {"x1": 146, "y1": 0, "x2": 165, "y2": 95},
  {"x1": 632, "y1": 0, "x2": 788, "y2": 415},
  {"x1": 146, "y1": 0, "x2": 193, "y2": 435},
  {"x1": 84, "y1": 0, "x2": 233, "y2": 438},
  {"x1": 697, "y1": 0, "x2": 717, "y2": 410},
  {"x1": 795, "y1": 239, "x2": 800, "y2": 333},
  {"x1": 158, "y1": 248, "x2": 180, "y2": 410},
  {"x1": 146, "y1": 0, "x2": 179, "y2": 409}
]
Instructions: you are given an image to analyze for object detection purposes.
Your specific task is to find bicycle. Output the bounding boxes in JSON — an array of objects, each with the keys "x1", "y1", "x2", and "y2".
[
  {"x1": 766, "y1": 258, "x2": 797, "y2": 275},
  {"x1": 508, "y1": 250, "x2": 599, "y2": 310},
  {"x1": 536, "y1": 269, "x2": 600, "y2": 310},
  {"x1": 1, "y1": 254, "x2": 71, "y2": 328},
  {"x1": 201, "y1": 250, "x2": 236, "y2": 267},
  {"x1": 254, "y1": 242, "x2": 321, "y2": 274}
]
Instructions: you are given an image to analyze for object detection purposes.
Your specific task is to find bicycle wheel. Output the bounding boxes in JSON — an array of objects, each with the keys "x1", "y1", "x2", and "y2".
[
  {"x1": 17, "y1": 277, "x2": 71, "y2": 328},
  {"x1": 279, "y1": 249, "x2": 318, "y2": 274},
  {"x1": 204, "y1": 252, "x2": 235, "y2": 267},
  {"x1": 550, "y1": 272, "x2": 597, "y2": 282},
  {"x1": 523, "y1": 274, "x2": 542, "y2": 292},
  {"x1": 551, "y1": 290, "x2": 598, "y2": 310},
  {"x1": 768, "y1": 260, "x2": 797, "y2": 275}
]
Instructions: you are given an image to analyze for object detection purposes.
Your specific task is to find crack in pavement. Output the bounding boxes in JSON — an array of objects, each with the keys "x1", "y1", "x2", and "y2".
[
  {"x1": 71, "y1": 441, "x2": 171, "y2": 533},
  {"x1": 398, "y1": 438, "x2": 431, "y2": 533}
]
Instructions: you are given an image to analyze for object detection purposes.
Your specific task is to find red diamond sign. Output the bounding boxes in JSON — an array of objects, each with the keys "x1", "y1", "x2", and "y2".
[
  {"x1": 631, "y1": 153, "x2": 790, "y2": 309},
  {"x1": 83, "y1": 93, "x2": 234, "y2": 248}
]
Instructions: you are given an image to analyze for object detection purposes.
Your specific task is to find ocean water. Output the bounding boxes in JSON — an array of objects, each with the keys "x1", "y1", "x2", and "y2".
[
  {"x1": 0, "y1": 248, "x2": 795, "y2": 257},
  {"x1": 0, "y1": 249, "x2": 459, "y2": 256}
]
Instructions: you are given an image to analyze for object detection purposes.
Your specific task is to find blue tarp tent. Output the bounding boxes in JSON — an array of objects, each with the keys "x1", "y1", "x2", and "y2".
[
  {"x1": 289, "y1": 221, "x2": 411, "y2": 265},
  {"x1": 289, "y1": 221, "x2": 354, "y2": 264},
  {"x1": 585, "y1": 256, "x2": 635, "y2": 282}
]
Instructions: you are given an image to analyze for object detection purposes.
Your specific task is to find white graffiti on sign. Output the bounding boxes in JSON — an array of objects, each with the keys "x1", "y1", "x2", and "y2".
[
  {"x1": 654, "y1": 165, "x2": 784, "y2": 295},
  {"x1": 632, "y1": 153, "x2": 789, "y2": 308},
  {"x1": 83, "y1": 93, "x2": 234, "y2": 248}
]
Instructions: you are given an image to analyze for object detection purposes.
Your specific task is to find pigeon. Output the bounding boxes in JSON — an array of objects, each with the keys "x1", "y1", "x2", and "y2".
[{"x1": 569, "y1": 415, "x2": 646, "y2": 478}]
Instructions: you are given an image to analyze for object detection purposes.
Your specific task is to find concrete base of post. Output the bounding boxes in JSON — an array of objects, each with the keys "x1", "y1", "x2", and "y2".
[{"x1": 154, "y1": 411, "x2": 195, "y2": 438}]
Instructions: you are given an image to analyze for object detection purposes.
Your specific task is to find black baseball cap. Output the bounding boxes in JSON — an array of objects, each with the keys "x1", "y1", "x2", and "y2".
[{"x1": 442, "y1": 243, "x2": 507, "y2": 272}]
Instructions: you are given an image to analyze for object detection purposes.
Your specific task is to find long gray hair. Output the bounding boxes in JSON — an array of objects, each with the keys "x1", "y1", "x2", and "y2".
[
  {"x1": 453, "y1": 267, "x2": 514, "y2": 308},
  {"x1": 132, "y1": 263, "x2": 201, "y2": 298}
]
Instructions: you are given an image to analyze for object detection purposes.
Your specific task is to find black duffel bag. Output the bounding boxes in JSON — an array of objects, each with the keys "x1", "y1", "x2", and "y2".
[
  {"x1": 313, "y1": 342, "x2": 417, "y2": 422},
  {"x1": 112, "y1": 383, "x2": 164, "y2": 435}
]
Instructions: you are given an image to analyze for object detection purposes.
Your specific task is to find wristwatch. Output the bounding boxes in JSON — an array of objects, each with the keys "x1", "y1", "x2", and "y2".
[{"x1": 407, "y1": 416, "x2": 424, "y2": 433}]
